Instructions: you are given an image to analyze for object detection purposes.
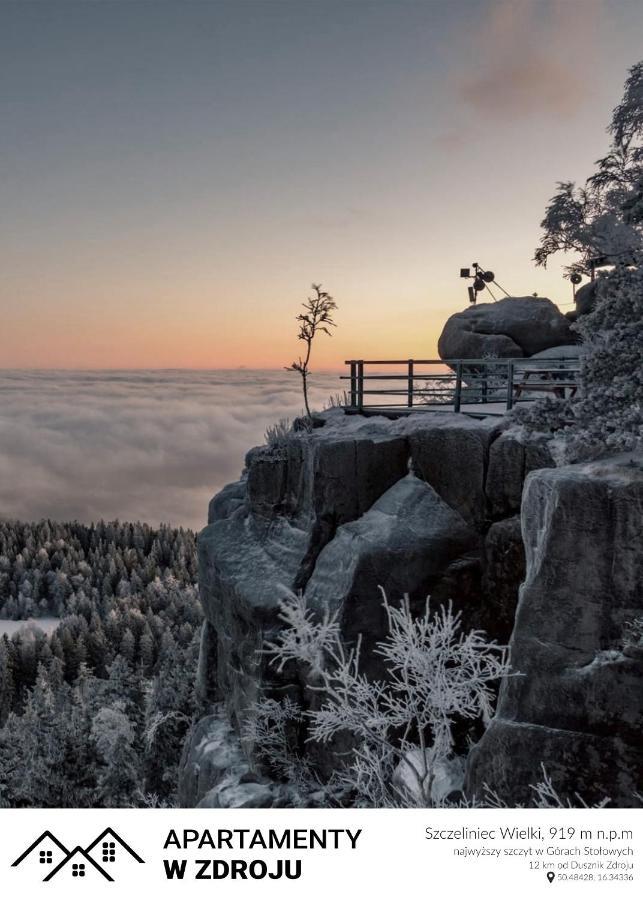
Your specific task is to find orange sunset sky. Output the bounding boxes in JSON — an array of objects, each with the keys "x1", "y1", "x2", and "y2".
[{"x1": 2, "y1": 0, "x2": 643, "y2": 370}]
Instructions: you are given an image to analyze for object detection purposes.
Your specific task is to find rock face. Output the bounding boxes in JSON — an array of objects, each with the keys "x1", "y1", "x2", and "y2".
[
  {"x1": 481, "y1": 516, "x2": 525, "y2": 642},
  {"x1": 182, "y1": 407, "x2": 642, "y2": 808},
  {"x1": 486, "y1": 430, "x2": 556, "y2": 518},
  {"x1": 465, "y1": 456, "x2": 643, "y2": 806},
  {"x1": 180, "y1": 411, "x2": 558, "y2": 806},
  {"x1": 304, "y1": 475, "x2": 480, "y2": 679},
  {"x1": 438, "y1": 297, "x2": 575, "y2": 360},
  {"x1": 178, "y1": 706, "x2": 301, "y2": 808}
]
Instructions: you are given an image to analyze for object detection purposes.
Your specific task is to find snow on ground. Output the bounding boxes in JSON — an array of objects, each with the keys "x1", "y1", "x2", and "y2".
[{"x1": 0, "y1": 618, "x2": 61, "y2": 637}]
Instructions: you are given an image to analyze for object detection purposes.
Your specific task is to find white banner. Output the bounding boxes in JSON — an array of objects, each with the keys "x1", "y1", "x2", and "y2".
[{"x1": 0, "y1": 808, "x2": 640, "y2": 898}]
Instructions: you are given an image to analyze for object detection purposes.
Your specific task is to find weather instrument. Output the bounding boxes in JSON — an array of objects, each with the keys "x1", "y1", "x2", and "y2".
[
  {"x1": 459, "y1": 263, "x2": 510, "y2": 304},
  {"x1": 570, "y1": 271, "x2": 583, "y2": 301}
]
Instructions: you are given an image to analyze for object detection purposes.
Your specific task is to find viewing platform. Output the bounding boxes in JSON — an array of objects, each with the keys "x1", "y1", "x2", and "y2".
[{"x1": 341, "y1": 357, "x2": 580, "y2": 418}]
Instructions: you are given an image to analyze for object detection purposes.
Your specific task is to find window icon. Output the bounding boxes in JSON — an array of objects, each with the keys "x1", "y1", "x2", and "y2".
[
  {"x1": 102, "y1": 841, "x2": 116, "y2": 863},
  {"x1": 72, "y1": 863, "x2": 86, "y2": 877},
  {"x1": 39, "y1": 850, "x2": 53, "y2": 864}
]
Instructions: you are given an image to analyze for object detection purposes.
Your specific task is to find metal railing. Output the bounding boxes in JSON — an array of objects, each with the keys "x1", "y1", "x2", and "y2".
[{"x1": 342, "y1": 357, "x2": 580, "y2": 415}]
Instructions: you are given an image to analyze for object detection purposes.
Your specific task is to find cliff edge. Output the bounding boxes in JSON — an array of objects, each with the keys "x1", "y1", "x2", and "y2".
[{"x1": 179, "y1": 409, "x2": 642, "y2": 807}]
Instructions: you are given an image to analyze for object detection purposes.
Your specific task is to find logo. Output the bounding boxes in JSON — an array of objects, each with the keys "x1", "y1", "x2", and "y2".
[{"x1": 12, "y1": 827, "x2": 144, "y2": 882}]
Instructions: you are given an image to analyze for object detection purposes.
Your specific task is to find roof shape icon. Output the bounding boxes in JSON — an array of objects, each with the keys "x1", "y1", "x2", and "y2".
[
  {"x1": 85, "y1": 827, "x2": 144, "y2": 863},
  {"x1": 12, "y1": 831, "x2": 70, "y2": 867},
  {"x1": 43, "y1": 846, "x2": 113, "y2": 882}
]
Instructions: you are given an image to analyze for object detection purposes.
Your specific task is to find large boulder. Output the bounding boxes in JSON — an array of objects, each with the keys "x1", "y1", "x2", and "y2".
[
  {"x1": 438, "y1": 297, "x2": 575, "y2": 360},
  {"x1": 466, "y1": 455, "x2": 643, "y2": 806},
  {"x1": 304, "y1": 474, "x2": 481, "y2": 680}
]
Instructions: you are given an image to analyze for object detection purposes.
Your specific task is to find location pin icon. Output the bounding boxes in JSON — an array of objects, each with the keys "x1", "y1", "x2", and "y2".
[{"x1": 547, "y1": 872, "x2": 555, "y2": 883}]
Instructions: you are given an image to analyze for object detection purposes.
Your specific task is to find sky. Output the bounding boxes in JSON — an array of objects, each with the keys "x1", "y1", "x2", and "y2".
[{"x1": 2, "y1": 0, "x2": 643, "y2": 370}]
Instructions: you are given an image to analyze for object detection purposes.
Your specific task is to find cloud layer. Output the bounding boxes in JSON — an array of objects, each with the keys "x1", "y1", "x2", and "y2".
[
  {"x1": 457, "y1": 0, "x2": 604, "y2": 120},
  {"x1": 0, "y1": 370, "x2": 343, "y2": 531}
]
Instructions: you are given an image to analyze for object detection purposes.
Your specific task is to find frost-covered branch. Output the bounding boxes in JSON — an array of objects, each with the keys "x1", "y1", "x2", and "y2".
[{"x1": 255, "y1": 590, "x2": 511, "y2": 807}]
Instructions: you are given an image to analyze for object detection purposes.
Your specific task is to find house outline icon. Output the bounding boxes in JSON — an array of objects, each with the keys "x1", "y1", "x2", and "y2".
[
  {"x1": 12, "y1": 827, "x2": 144, "y2": 882},
  {"x1": 43, "y1": 846, "x2": 113, "y2": 882},
  {"x1": 11, "y1": 831, "x2": 70, "y2": 868},
  {"x1": 85, "y1": 827, "x2": 145, "y2": 865}
]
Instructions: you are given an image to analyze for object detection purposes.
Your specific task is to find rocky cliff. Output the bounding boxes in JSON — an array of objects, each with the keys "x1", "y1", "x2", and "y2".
[
  {"x1": 179, "y1": 409, "x2": 642, "y2": 807},
  {"x1": 466, "y1": 456, "x2": 643, "y2": 806}
]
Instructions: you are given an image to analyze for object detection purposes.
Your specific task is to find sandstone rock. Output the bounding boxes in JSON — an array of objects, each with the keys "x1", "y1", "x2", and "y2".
[
  {"x1": 466, "y1": 455, "x2": 643, "y2": 806},
  {"x1": 304, "y1": 474, "x2": 481, "y2": 680},
  {"x1": 466, "y1": 721, "x2": 642, "y2": 806},
  {"x1": 481, "y1": 516, "x2": 525, "y2": 641},
  {"x1": 438, "y1": 297, "x2": 575, "y2": 360},
  {"x1": 178, "y1": 707, "x2": 301, "y2": 808},
  {"x1": 208, "y1": 477, "x2": 247, "y2": 524},
  {"x1": 195, "y1": 412, "x2": 643, "y2": 808},
  {"x1": 178, "y1": 709, "x2": 249, "y2": 807},
  {"x1": 194, "y1": 620, "x2": 220, "y2": 706},
  {"x1": 526, "y1": 344, "x2": 581, "y2": 361},
  {"x1": 485, "y1": 428, "x2": 555, "y2": 518},
  {"x1": 403, "y1": 418, "x2": 498, "y2": 528},
  {"x1": 198, "y1": 421, "x2": 410, "y2": 740}
]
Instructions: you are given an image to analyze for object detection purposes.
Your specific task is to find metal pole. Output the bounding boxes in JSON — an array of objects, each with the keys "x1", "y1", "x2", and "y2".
[
  {"x1": 407, "y1": 360, "x2": 414, "y2": 408},
  {"x1": 357, "y1": 360, "x2": 364, "y2": 413},
  {"x1": 506, "y1": 361, "x2": 514, "y2": 411},
  {"x1": 349, "y1": 361, "x2": 357, "y2": 408},
  {"x1": 454, "y1": 362, "x2": 462, "y2": 413}
]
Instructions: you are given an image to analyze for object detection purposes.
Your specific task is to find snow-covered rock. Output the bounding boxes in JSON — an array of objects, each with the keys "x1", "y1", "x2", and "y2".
[
  {"x1": 392, "y1": 750, "x2": 465, "y2": 805},
  {"x1": 178, "y1": 705, "x2": 300, "y2": 808},
  {"x1": 525, "y1": 344, "x2": 581, "y2": 361},
  {"x1": 195, "y1": 414, "x2": 521, "y2": 749},
  {"x1": 183, "y1": 409, "x2": 643, "y2": 807}
]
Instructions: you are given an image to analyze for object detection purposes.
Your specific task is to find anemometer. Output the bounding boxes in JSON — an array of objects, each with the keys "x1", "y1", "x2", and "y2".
[{"x1": 459, "y1": 263, "x2": 510, "y2": 304}]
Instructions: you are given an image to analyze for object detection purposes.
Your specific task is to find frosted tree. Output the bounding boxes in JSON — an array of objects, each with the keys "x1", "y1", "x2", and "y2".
[
  {"x1": 91, "y1": 704, "x2": 140, "y2": 806},
  {"x1": 255, "y1": 591, "x2": 510, "y2": 807},
  {"x1": 0, "y1": 641, "x2": 13, "y2": 725},
  {"x1": 565, "y1": 263, "x2": 643, "y2": 455},
  {"x1": 514, "y1": 262, "x2": 643, "y2": 458},
  {"x1": 535, "y1": 61, "x2": 643, "y2": 277},
  {"x1": 286, "y1": 283, "x2": 337, "y2": 422}
]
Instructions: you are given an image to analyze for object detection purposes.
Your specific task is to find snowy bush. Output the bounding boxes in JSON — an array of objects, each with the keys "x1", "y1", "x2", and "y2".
[
  {"x1": 252, "y1": 590, "x2": 510, "y2": 807},
  {"x1": 264, "y1": 417, "x2": 293, "y2": 447},
  {"x1": 513, "y1": 263, "x2": 643, "y2": 461}
]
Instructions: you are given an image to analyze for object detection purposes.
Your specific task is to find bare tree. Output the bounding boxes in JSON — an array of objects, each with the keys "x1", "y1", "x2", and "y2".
[{"x1": 286, "y1": 284, "x2": 337, "y2": 421}]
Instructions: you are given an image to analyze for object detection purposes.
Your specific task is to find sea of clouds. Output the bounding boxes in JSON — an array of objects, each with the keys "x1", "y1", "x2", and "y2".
[{"x1": 0, "y1": 369, "x2": 343, "y2": 531}]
